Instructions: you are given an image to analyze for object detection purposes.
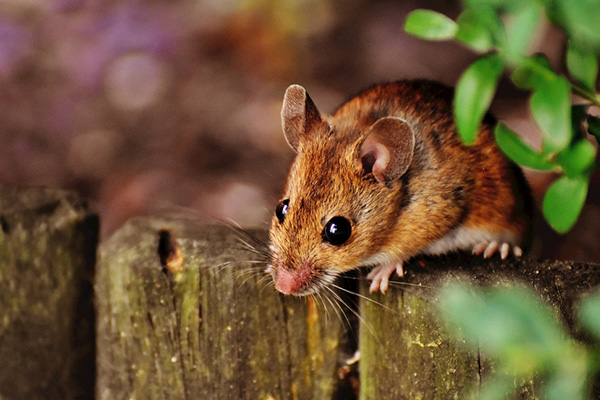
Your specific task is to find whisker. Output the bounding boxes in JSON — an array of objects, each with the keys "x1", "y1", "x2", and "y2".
[
  {"x1": 311, "y1": 293, "x2": 330, "y2": 325},
  {"x1": 259, "y1": 279, "x2": 274, "y2": 295},
  {"x1": 322, "y1": 287, "x2": 352, "y2": 330},
  {"x1": 210, "y1": 256, "x2": 266, "y2": 272},
  {"x1": 323, "y1": 285, "x2": 381, "y2": 345},
  {"x1": 385, "y1": 280, "x2": 434, "y2": 290},
  {"x1": 240, "y1": 270, "x2": 268, "y2": 286},
  {"x1": 231, "y1": 264, "x2": 265, "y2": 281},
  {"x1": 330, "y1": 282, "x2": 400, "y2": 317},
  {"x1": 320, "y1": 292, "x2": 334, "y2": 325},
  {"x1": 223, "y1": 220, "x2": 271, "y2": 251},
  {"x1": 319, "y1": 290, "x2": 339, "y2": 326},
  {"x1": 257, "y1": 272, "x2": 272, "y2": 283},
  {"x1": 342, "y1": 274, "x2": 435, "y2": 290},
  {"x1": 218, "y1": 220, "x2": 272, "y2": 263},
  {"x1": 233, "y1": 240, "x2": 268, "y2": 257},
  {"x1": 209, "y1": 261, "x2": 235, "y2": 274}
]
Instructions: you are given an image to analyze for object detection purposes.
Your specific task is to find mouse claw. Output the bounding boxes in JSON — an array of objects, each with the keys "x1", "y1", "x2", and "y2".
[
  {"x1": 367, "y1": 262, "x2": 403, "y2": 294},
  {"x1": 472, "y1": 243, "x2": 488, "y2": 256},
  {"x1": 368, "y1": 269, "x2": 390, "y2": 294},
  {"x1": 513, "y1": 246, "x2": 523, "y2": 257},
  {"x1": 346, "y1": 350, "x2": 360, "y2": 365},
  {"x1": 473, "y1": 242, "x2": 523, "y2": 260},
  {"x1": 483, "y1": 241, "x2": 498, "y2": 258},
  {"x1": 396, "y1": 263, "x2": 405, "y2": 277},
  {"x1": 500, "y1": 243, "x2": 509, "y2": 260}
]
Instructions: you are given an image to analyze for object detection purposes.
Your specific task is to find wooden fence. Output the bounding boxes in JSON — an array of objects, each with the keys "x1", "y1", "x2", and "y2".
[{"x1": 1, "y1": 185, "x2": 600, "y2": 399}]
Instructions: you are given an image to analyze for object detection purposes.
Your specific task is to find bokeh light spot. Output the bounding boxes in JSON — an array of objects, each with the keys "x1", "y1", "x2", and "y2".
[{"x1": 104, "y1": 52, "x2": 169, "y2": 111}]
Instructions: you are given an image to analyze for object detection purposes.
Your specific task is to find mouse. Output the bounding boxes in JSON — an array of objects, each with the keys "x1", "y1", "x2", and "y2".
[{"x1": 267, "y1": 80, "x2": 532, "y2": 295}]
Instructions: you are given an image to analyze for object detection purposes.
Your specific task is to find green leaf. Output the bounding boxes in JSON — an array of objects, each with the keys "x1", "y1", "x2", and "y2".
[
  {"x1": 454, "y1": 53, "x2": 504, "y2": 144},
  {"x1": 547, "y1": 0, "x2": 600, "y2": 50},
  {"x1": 455, "y1": 7, "x2": 506, "y2": 52},
  {"x1": 530, "y1": 77, "x2": 572, "y2": 154},
  {"x1": 588, "y1": 115, "x2": 600, "y2": 140},
  {"x1": 566, "y1": 41, "x2": 599, "y2": 91},
  {"x1": 494, "y1": 123, "x2": 556, "y2": 170},
  {"x1": 476, "y1": 374, "x2": 516, "y2": 400},
  {"x1": 504, "y1": 5, "x2": 541, "y2": 60},
  {"x1": 578, "y1": 290, "x2": 600, "y2": 339},
  {"x1": 439, "y1": 283, "x2": 566, "y2": 375},
  {"x1": 404, "y1": 10, "x2": 458, "y2": 40},
  {"x1": 480, "y1": 287, "x2": 566, "y2": 369},
  {"x1": 463, "y1": 0, "x2": 529, "y2": 13},
  {"x1": 438, "y1": 283, "x2": 485, "y2": 341},
  {"x1": 542, "y1": 175, "x2": 589, "y2": 233},
  {"x1": 556, "y1": 140, "x2": 597, "y2": 177},
  {"x1": 543, "y1": 367, "x2": 589, "y2": 400},
  {"x1": 510, "y1": 54, "x2": 555, "y2": 90}
]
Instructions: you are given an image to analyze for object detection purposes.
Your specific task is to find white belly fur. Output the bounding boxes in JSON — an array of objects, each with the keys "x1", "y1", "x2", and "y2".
[
  {"x1": 358, "y1": 225, "x2": 518, "y2": 268},
  {"x1": 421, "y1": 225, "x2": 518, "y2": 256}
]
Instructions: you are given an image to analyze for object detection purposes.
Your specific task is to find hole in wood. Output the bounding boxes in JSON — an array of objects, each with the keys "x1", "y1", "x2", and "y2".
[
  {"x1": 0, "y1": 216, "x2": 9, "y2": 234},
  {"x1": 157, "y1": 229, "x2": 184, "y2": 273}
]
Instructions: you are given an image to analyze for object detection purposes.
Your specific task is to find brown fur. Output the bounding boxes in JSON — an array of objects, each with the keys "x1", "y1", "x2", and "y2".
[{"x1": 269, "y1": 80, "x2": 532, "y2": 295}]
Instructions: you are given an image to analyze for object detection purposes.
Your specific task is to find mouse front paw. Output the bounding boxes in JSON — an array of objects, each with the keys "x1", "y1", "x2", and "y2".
[
  {"x1": 472, "y1": 241, "x2": 523, "y2": 260},
  {"x1": 366, "y1": 262, "x2": 404, "y2": 294}
]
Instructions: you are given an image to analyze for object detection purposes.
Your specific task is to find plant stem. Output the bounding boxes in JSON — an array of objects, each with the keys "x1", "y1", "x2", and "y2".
[{"x1": 571, "y1": 82, "x2": 600, "y2": 106}]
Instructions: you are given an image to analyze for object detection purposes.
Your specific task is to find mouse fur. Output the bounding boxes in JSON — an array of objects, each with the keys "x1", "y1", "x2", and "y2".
[{"x1": 268, "y1": 80, "x2": 532, "y2": 295}]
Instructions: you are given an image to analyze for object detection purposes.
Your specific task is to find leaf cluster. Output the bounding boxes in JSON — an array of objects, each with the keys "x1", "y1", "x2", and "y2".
[
  {"x1": 405, "y1": 0, "x2": 600, "y2": 232},
  {"x1": 438, "y1": 283, "x2": 600, "y2": 400}
]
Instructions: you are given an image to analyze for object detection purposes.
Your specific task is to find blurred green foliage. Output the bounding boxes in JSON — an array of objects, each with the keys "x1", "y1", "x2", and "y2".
[
  {"x1": 404, "y1": 0, "x2": 600, "y2": 233},
  {"x1": 438, "y1": 282, "x2": 600, "y2": 400}
]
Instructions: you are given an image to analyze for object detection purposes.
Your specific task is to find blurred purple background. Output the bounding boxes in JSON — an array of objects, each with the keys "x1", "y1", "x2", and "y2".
[{"x1": 0, "y1": 0, "x2": 597, "y2": 262}]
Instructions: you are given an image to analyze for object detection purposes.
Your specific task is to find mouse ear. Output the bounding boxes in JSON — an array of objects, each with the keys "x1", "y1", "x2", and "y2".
[
  {"x1": 281, "y1": 85, "x2": 328, "y2": 153},
  {"x1": 358, "y1": 117, "x2": 415, "y2": 184}
]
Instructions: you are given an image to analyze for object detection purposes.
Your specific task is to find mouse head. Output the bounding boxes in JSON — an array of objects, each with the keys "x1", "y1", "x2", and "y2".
[{"x1": 268, "y1": 85, "x2": 415, "y2": 296}]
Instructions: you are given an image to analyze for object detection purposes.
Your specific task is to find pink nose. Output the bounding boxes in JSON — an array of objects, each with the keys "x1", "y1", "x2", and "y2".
[
  {"x1": 274, "y1": 263, "x2": 312, "y2": 295},
  {"x1": 275, "y1": 268, "x2": 301, "y2": 295}
]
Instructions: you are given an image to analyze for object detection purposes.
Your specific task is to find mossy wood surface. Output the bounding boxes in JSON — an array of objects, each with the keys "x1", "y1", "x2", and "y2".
[
  {"x1": 96, "y1": 217, "x2": 353, "y2": 400},
  {"x1": 98, "y1": 216, "x2": 600, "y2": 400},
  {"x1": 2, "y1": 184, "x2": 598, "y2": 400},
  {"x1": 0, "y1": 185, "x2": 98, "y2": 400},
  {"x1": 4, "y1": 186, "x2": 600, "y2": 400},
  {"x1": 359, "y1": 256, "x2": 600, "y2": 400}
]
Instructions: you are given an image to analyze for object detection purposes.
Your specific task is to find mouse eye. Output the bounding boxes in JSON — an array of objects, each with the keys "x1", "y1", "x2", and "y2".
[
  {"x1": 275, "y1": 199, "x2": 289, "y2": 223},
  {"x1": 322, "y1": 216, "x2": 352, "y2": 246}
]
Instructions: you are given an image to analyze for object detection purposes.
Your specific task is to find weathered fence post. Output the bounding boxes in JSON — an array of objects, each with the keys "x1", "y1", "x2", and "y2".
[
  {"x1": 95, "y1": 217, "x2": 354, "y2": 400},
  {"x1": 95, "y1": 214, "x2": 600, "y2": 399},
  {"x1": 4, "y1": 186, "x2": 598, "y2": 399},
  {"x1": 359, "y1": 256, "x2": 600, "y2": 399},
  {"x1": 0, "y1": 185, "x2": 98, "y2": 399}
]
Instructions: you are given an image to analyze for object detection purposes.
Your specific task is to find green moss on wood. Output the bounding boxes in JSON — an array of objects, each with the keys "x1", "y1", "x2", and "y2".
[
  {"x1": 359, "y1": 255, "x2": 600, "y2": 399},
  {"x1": 0, "y1": 185, "x2": 97, "y2": 399},
  {"x1": 96, "y1": 218, "x2": 349, "y2": 400}
]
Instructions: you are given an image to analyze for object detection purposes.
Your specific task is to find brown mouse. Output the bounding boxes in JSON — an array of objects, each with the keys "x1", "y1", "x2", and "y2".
[{"x1": 267, "y1": 80, "x2": 532, "y2": 295}]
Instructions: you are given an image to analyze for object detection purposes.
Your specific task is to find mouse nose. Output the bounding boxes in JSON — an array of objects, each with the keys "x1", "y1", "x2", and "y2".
[
  {"x1": 274, "y1": 263, "x2": 313, "y2": 295},
  {"x1": 274, "y1": 269, "x2": 300, "y2": 295}
]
